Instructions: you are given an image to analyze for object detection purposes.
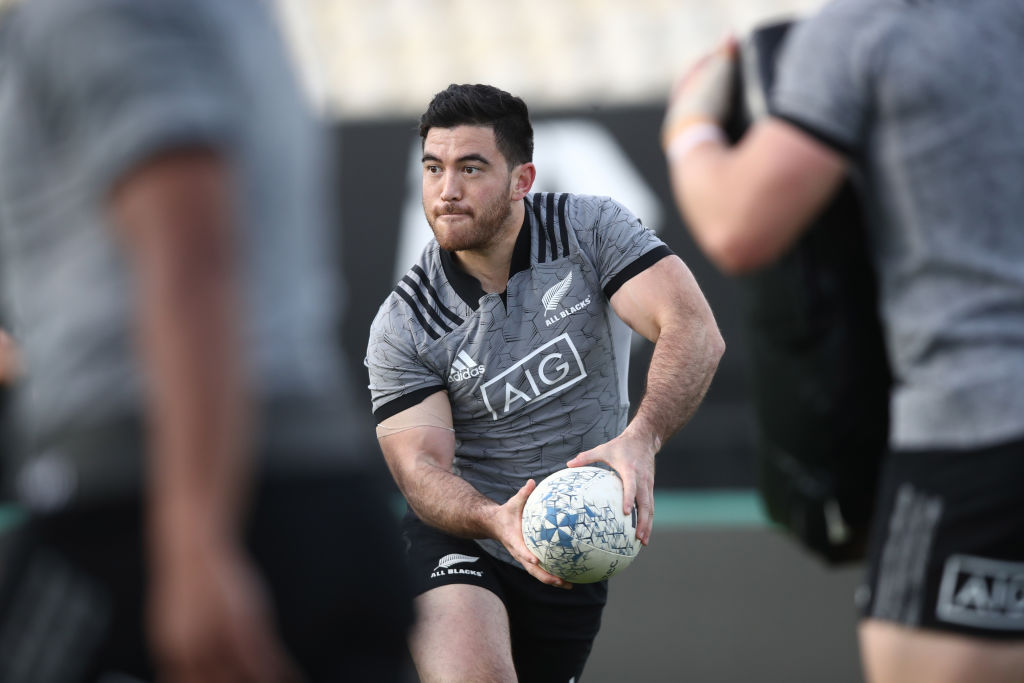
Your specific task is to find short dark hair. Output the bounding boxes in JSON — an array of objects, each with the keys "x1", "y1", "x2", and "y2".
[{"x1": 419, "y1": 84, "x2": 534, "y2": 166}]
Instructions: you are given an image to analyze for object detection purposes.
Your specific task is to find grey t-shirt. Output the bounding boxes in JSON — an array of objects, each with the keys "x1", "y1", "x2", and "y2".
[
  {"x1": 366, "y1": 191, "x2": 671, "y2": 564},
  {"x1": 0, "y1": 0, "x2": 359, "y2": 503},
  {"x1": 772, "y1": 0, "x2": 1024, "y2": 449}
]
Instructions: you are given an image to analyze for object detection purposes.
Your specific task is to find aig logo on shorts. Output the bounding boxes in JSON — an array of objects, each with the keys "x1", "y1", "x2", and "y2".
[
  {"x1": 479, "y1": 333, "x2": 587, "y2": 420},
  {"x1": 936, "y1": 554, "x2": 1024, "y2": 630}
]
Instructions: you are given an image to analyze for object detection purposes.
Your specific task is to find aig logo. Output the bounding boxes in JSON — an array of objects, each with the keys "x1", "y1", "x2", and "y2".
[
  {"x1": 936, "y1": 555, "x2": 1024, "y2": 630},
  {"x1": 480, "y1": 333, "x2": 587, "y2": 420}
]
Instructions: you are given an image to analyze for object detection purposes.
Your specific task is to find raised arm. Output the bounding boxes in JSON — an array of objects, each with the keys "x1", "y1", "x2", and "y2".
[
  {"x1": 662, "y1": 39, "x2": 847, "y2": 274},
  {"x1": 568, "y1": 254, "x2": 724, "y2": 545},
  {"x1": 377, "y1": 391, "x2": 568, "y2": 587}
]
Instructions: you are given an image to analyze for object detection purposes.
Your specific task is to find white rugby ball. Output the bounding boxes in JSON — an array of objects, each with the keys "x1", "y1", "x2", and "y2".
[{"x1": 521, "y1": 466, "x2": 642, "y2": 583}]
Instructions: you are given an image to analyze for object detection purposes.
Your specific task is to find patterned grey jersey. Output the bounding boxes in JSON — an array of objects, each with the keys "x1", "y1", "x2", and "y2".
[
  {"x1": 0, "y1": 0, "x2": 346, "y2": 434},
  {"x1": 771, "y1": 0, "x2": 1024, "y2": 448},
  {"x1": 367, "y1": 192, "x2": 672, "y2": 564}
]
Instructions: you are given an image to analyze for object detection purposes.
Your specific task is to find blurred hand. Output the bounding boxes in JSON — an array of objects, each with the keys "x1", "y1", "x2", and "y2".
[
  {"x1": 662, "y1": 37, "x2": 738, "y2": 150},
  {"x1": 148, "y1": 533, "x2": 302, "y2": 683},
  {"x1": 567, "y1": 434, "x2": 656, "y2": 546},
  {"x1": 496, "y1": 479, "x2": 571, "y2": 589}
]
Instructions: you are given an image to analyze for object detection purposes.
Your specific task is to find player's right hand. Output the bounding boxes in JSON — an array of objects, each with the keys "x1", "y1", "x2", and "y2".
[{"x1": 496, "y1": 479, "x2": 572, "y2": 590}]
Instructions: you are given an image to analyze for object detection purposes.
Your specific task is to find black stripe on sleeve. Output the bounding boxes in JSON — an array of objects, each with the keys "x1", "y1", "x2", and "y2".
[
  {"x1": 411, "y1": 265, "x2": 463, "y2": 326},
  {"x1": 532, "y1": 194, "x2": 547, "y2": 263},
  {"x1": 557, "y1": 193, "x2": 570, "y2": 258},
  {"x1": 602, "y1": 245, "x2": 674, "y2": 299},
  {"x1": 544, "y1": 193, "x2": 558, "y2": 261},
  {"x1": 770, "y1": 112, "x2": 857, "y2": 158},
  {"x1": 373, "y1": 386, "x2": 447, "y2": 423},
  {"x1": 394, "y1": 287, "x2": 440, "y2": 340},
  {"x1": 401, "y1": 276, "x2": 454, "y2": 334}
]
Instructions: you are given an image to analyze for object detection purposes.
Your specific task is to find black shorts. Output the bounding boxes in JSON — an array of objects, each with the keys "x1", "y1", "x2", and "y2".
[
  {"x1": 402, "y1": 513, "x2": 608, "y2": 683},
  {"x1": 857, "y1": 434, "x2": 1024, "y2": 638},
  {"x1": 0, "y1": 470, "x2": 414, "y2": 682}
]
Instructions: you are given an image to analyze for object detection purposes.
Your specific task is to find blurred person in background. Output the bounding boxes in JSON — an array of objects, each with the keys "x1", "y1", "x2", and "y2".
[
  {"x1": 366, "y1": 83, "x2": 724, "y2": 682},
  {"x1": 0, "y1": 0, "x2": 411, "y2": 680},
  {"x1": 661, "y1": 1, "x2": 1024, "y2": 681},
  {"x1": 0, "y1": 329, "x2": 16, "y2": 384}
]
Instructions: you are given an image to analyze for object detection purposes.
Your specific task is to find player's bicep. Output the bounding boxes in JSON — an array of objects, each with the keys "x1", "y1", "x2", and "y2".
[
  {"x1": 610, "y1": 254, "x2": 714, "y2": 343},
  {"x1": 376, "y1": 391, "x2": 456, "y2": 477},
  {"x1": 695, "y1": 118, "x2": 847, "y2": 273}
]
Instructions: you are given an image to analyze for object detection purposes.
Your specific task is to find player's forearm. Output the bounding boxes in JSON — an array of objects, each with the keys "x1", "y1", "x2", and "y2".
[
  {"x1": 402, "y1": 463, "x2": 503, "y2": 538},
  {"x1": 140, "y1": 258, "x2": 250, "y2": 545},
  {"x1": 623, "y1": 315, "x2": 724, "y2": 450},
  {"x1": 112, "y1": 151, "x2": 251, "y2": 548},
  {"x1": 382, "y1": 443, "x2": 501, "y2": 539}
]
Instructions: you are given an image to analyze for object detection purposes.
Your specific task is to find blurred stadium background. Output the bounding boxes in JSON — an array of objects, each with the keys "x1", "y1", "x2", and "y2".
[{"x1": 285, "y1": 2, "x2": 864, "y2": 680}]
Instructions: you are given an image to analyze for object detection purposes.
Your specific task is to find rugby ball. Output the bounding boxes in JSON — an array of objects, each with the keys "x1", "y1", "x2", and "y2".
[{"x1": 521, "y1": 466, "x2": 642, "y2": 583}]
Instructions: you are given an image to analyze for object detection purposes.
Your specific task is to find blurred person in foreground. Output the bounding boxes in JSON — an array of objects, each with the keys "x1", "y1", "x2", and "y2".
[
  {"x1": 661, "y1": 1, "x2": 1024, "y2": 681},
  {"x1": 0, "y1": 0, "x2": 412, "y2": 680},
  {"x1": 366, "y1": 83, "x2": 724, "y2": 682},
  {"x1": 0, "y1": 329, "x2": 16, "y2": 384}
]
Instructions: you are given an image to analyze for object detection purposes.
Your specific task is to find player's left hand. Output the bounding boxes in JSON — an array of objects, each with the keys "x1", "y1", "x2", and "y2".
[
  {"x1": 662, "y1": 36, "x2": 738, "y2": 150},
  {"x1": 567, "y1": 434, "x2": 656, "y2": 546}
]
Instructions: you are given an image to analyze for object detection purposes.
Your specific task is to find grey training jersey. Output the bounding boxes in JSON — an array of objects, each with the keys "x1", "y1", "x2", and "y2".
[
  {"x1": 0, "y1": 0, "x2": 345, "y2": 431},
  {"x1": 0, "y1": 0, "x2": 360, "y2": 505},
  {"x1": 367, "y1": 192, "x2": 671, "y2": 564},
  {"x1": 771, "y1": 0, "x2": 1024, "y2": 449}
]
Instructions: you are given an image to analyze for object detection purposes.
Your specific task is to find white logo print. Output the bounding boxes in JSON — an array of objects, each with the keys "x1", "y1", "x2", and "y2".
[
  {"x1": 479, "y1": 333, "x2": 587, "y2": 420},
  {"x1": 434, "y1": 553, "x2": 480, "y2": 571},
  {"x1": 449, "y1": 350, "x2": 485, "y2": 383},
  {"x1": 936, "y1": 555, "x2": 1024, "y2": 630},
  {"x1": 542, "y1": 272, "x2": 573, "y2": 311},
  {"x1": 430, "y1": 553, "x2": 484, "y2": 579}
]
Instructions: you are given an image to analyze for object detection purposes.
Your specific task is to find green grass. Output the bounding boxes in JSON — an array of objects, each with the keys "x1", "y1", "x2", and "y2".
[{"x1": 653, "y1": 489, "x2": 769, "y2": 528}]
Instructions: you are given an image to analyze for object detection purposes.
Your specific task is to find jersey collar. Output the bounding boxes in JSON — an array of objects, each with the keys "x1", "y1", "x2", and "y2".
[{"x1": 439, "y1": 210, "x2": 532, "y2": 311}]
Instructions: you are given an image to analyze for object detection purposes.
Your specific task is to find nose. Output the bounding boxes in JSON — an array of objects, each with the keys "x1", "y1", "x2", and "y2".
[{"x1": 440, "y1": 170, "x2": 462, "y2": 202}]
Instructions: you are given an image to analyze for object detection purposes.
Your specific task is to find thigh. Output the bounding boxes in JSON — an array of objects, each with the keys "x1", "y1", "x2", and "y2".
[
  {"x1": 495, "y1": 561, "x2": 607, "y2": 683},
  {"x1": 412, "y1": 584, "x2": 517, "y2": 683},
  {"x1": 402, "y1": 516, "x2": 517, "y2": 682},
  {"x1": 402, "y1": 515, "x2": 608, "y2": 682},
  {"x1": 860, "y1": 620, "x2": 1024, "y2": 683},
  {"x1": 858, "y1": 436, "x2": 1024, "y2": 639}
]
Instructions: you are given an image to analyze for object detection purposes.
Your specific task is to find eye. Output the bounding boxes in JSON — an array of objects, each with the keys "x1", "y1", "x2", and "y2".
[
  {"x1": 464, "y1": 166, "x2": 480, "y2": 175},
  {"x1": 424, "y1": 164, "x2": 441, "y2": 175}
]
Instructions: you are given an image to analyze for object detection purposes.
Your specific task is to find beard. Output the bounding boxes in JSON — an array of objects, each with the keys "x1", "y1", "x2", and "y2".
[{"x1": 425, "y1": 192, "x2": 513, "y2": 253}]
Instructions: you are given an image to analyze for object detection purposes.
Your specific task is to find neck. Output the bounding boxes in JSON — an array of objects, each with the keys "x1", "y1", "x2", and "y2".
[{"x1": 452, "y1": 201, "x2": 524, "y2": 294}]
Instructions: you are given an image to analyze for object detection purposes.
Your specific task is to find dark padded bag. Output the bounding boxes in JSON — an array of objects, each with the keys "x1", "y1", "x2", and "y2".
[{"x1": 725, "y1": 20, "x2": 891, "y2": 564}]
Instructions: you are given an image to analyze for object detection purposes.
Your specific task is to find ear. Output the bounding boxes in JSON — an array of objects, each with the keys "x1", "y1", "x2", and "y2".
[{"x1": 509, "y1": 162, "x2": 536, "y2": 201}]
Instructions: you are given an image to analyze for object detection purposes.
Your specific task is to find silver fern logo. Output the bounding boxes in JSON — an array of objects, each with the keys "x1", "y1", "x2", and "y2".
[
  {"x1": 430, "y1": 553, "x2": 484, "y2": 579},
  {"x1": 434, "y1": 553, "x2": 479, "y2": 571},
  {"x1": 542, "y1": 272, "x2": 573, "y2": 312}
]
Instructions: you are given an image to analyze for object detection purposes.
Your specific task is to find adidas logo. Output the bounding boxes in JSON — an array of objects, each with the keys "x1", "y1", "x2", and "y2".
[
  {"x1": 542, "y1": 271, "x2": 573, "y2": 312},
  {"x1": 449, "y1": 350, "x2": 485, "y2": 382}
]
